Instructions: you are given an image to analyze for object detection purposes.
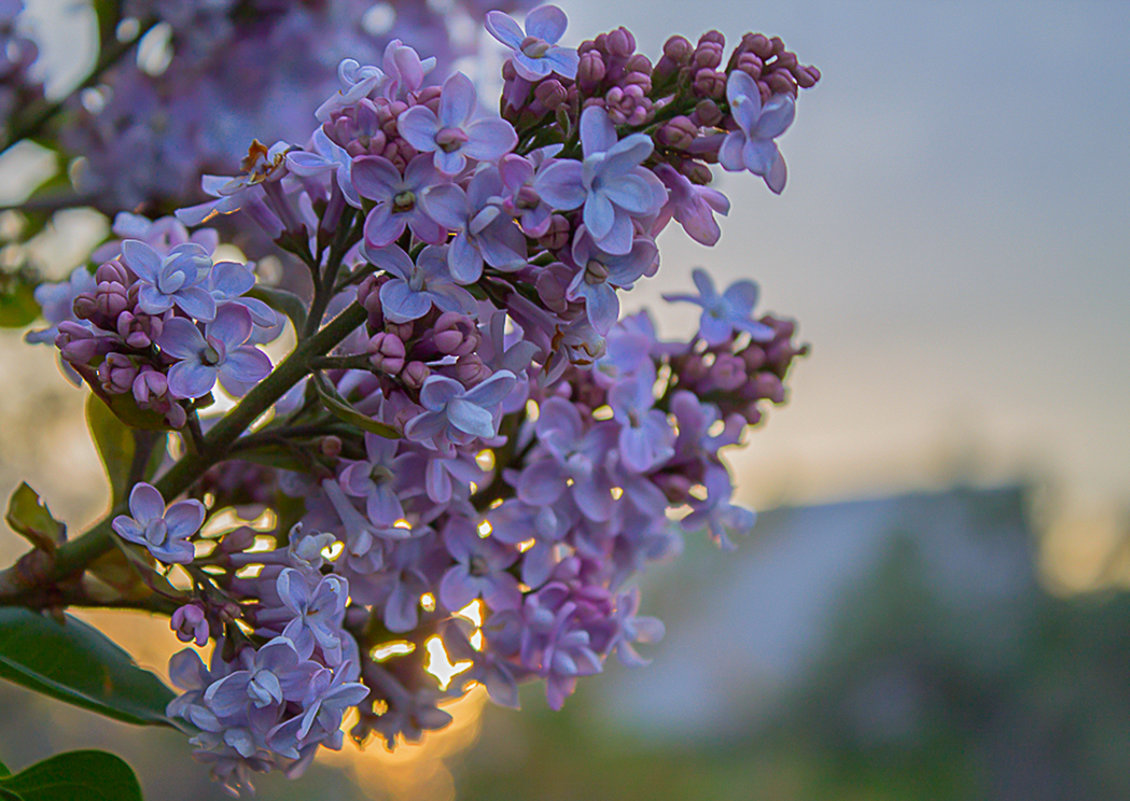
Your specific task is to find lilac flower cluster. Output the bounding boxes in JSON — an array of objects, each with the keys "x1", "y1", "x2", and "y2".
[
  {"x1": 24, "y1": 6, "x2": 816, "y2": 794},
  {"x1": 43, "y1": 0, "x2": 536, "y2": 214},
  {"x1": 0, "y1": 1, "x2": 41, "y2": 129},
  {"x1": 30, "y1": 213, "x2": 280, "y2": 427}
]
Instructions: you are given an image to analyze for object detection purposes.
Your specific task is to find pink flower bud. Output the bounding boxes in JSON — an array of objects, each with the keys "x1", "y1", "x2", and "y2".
[
  {"x1": 657, "y1": 116, "x2": 698, "y2": 150},
  {"x1": 538, "y1": 214, "x2": 571, "y2": 251},
  {"x1": 577, "y1": 50, "x2": 606, "y2": 92},
  {"x1": 693, "y1": 69, "x2": 726, "y2": 99},
  {"x1": 320, "y1": 435, "x2": 343, "y2": 458},
  {"x1": 401, "y1": 361, "x2": 430, "y2": 390},
  {"x1": 662, "y1": 35, "x2": 693, "y2": 64},
  {"x1": 606, "y1": 27, "x2": 635, "y2": 58},
  {"x1": 534, "y1": 79, "x2": 568, "y2": 110},
  {"x1": 368, "y1": 331, "x2": 406, "y2": 374}
]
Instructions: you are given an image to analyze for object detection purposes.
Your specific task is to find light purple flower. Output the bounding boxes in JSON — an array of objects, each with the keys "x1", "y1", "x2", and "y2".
[
  {"x1": 422, "y1": 166, "x2": 527, "y2": 283},
  {"x1": 486, "y1": 5, "x2": 579, "y2": 81},
  {"x1": 534, "y1": 106, "x2": 666, "y2": 255},
  {"x1": 286, "y1": 128, "x2": 361, "y2": 208},
  {"x1": 651, "y1": 163, "x2": 730, "y2": 246},
  {"x1": 499, "y1": 151, "x2": 557, "y2": 237},
  {"x1": 172, "y1": 603, "x2": 210, "y2": 647},
  {"x1": 567, "y1": 231, "x2": 657, "y2": 334},
  {"x1": 122, "y1": 239, "x2": 216, "y2": 321},
  {"x1": 365, "y1": 244, "x2": 477, "y2": 323},
  {"x1": 158, "y1": 304, "x2": 273, "y2": 399},
  {"x1": 112, "y1": 482, "x2": 205, "y2": 564},
  {"x1": 338, "y1": 433, "x2": 406, "y2": 526},
  {"x1": 204, "y1": 636, "x2": 319, "y2": 716},
  {"x1": 608, "y1": 363, "x2": 675, "y2": 473},
  {"x1": 438, "y1": 517, "x2": 522, "y2": 613},
  {"x1": 25, "y1": 265, "x2": 96, "y2": 345},
  {"x1": 404, "y1": 370, "x2": 517, "y2": 449},
  {"x1": 662, "y1": 267, "x2": 775, "y2": 346},
  {"x1": 267, "y1": 664, "x2": 369, "y2": 758},
  {"x1": 276, "y1": 568, "x2": 349, "y2": 663},
  {"x1": 315, "y1": 58, "x2": 385, "y2": 122},
  {"x1": 397, "y1": 72, "x2": 517, "y2": 175},
  {"x1": 719, "y1": 70, "x2": 795, "y2": 193},
  {"x1": 352, "y1": 154, "x2": 447, "y2": 247}
]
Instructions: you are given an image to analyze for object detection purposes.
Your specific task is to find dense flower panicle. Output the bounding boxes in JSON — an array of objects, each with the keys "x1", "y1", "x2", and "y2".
[{"x1": 24, "y1": 5, "x2": 818, "y2": 793}]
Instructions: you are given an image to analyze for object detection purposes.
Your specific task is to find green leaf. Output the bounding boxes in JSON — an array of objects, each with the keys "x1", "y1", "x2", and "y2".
[
  {"x1": 5, "y1": 484, "x2": 65, "y2": 554},
  {"x1": 0, "y1": 609, "x2": 175, "y2": 727},
  {"x1": 0, "y1": 750, "x2": 142, "y2": 801},
  {"x1": 75, "y1": 370, "x2": 171, "y2": 431},
  {"x1": 0, "y1": 278, "x2": 39, "y2": 328},
  {"x1": 246, "y1": 285, "x2": 307, "y2": 332},
  {"x1": 85, "y1": 394, "x2": 167, "y2": 506},
  {"x1": 0, "y1": 789, "x2": 23, "y2": 801},
  {"x1": 91, "y1": 0, "x2": 123, "y2": 50},
  {"x1": 0, "y1": 758, "x2": 10, "y2": 777},
  {"x1": 312, "y1": 373, "x2": 401, "y2": 439}
]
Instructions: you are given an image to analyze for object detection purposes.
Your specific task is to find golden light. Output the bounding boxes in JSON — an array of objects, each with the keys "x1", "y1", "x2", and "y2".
[
  {"x1": 474, "y1": 449, "x2": 495, "y2": 471},
  {"x1": 419, "y1": 592, "x2": 436, "y2": 612},
  {"x1": 610, "y1": 486, "x2": 624, "y2": 500},
  {"x1": 592, "y1": 404, "x2": 614, "y2": 420},
  {"x1": 393, "y1": 518, "x2": 412, "y2": 530},
  {"x1": 476, "y1": 519, "x2": 492, "y2": 538},
  {"x1": 453, "y1": 599, "x2": 483, "y2": 627},
  {"x1": 320, "y1": 540, "x2": 345, "y2": 561},
  {"x1": 370, "y1": 640, "x2": 416, "y2": 661},
  {"x1": 525, "y1": 398, "x2": 540, "y2": 421},
  {"x1": 517, "y1": 537, "x2": 536, "y2": 553},
  {"x1": 422, "y1": 635, "x2": 472, "y2": 691}
]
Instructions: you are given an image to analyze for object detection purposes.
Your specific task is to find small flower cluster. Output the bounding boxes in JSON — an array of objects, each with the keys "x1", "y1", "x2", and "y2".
[
  {"x1": 43, "y1": 0, "x2": 536, "y2": 214},
  {"x1": 30, "y1": 213, "x2": 280, "y2": 427},
  {"x1": 0, "y1": 1, "x2": 42, "y2": 128},
  {"x1": 25, "y1": 5, "x2": 816, "y2": 794}
]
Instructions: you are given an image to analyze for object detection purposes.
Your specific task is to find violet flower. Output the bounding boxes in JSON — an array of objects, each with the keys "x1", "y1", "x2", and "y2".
[
  {"x1": 352, "y1": 154, "x2": 447, "y2": 247},
  {"x1": 651, "y1": 163, "x2": 730, "y2": 246},
  {"x1": 158, "y1": 304, "x2": 273, "y2": 399},
  {"x1": 421, "y1": 166, "x2": 528, "y2": 283},
  {"x1": 486, "y1": 5, "x2": 580, "y2": 81},
  {"x1": 719, "y1": 70, "x2": 795, "y2": 193},
  {"x1": 438, "y1": 518, "x2": 522, "y2": 613},
  {"x1": 608, "y1": 363, "x2": 675, "y2": 473},
  {"x1": 112, "y1": 482, "x2": 205, "y2": 564},
  {"x1": 338, "y1": 433, "x2": 407, "y2": 526},
  {"x1": 567, "y1": 230, "x2": 658, "y2": 334},
  {"x1": 534, "y1": 106, "x2": 666, "y2": 255},
  {"x1": 365, "y1": 244, "x2": 477, "y2": 323},
  {"x1": 276, "y1": 569, "x2": 349, "y2": 663},
  {"x1": 404, "y1": 370, "x2": 517, "y2": 449},
  {"x1": 397, "y1": 71, "x2": 517, "y2": 176},
  {"x1": 662, "y1": 267, "x2": 775, "y2": 346},
  {"x1": 122, "y1": 239, "x2": 216, "y2": 321}
]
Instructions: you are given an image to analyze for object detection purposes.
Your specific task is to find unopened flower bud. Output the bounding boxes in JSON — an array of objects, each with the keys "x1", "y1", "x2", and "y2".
[
  {"x1": 98, "y1": 352, "x2": 137, "y2": 394},
  {"x1": 132, "y1": 367, "x2": 168, "y2": 405},
  {"x1": 320, "y1": 435, "x2": 342, "y2": 458},
  {"x1": 368, "y1": 331, "x2": 406, "y2": 374},
  {"x1": 606, "y1": 27, "x2": 635, "y2": 58},
  {"x1": 693, "y1": 69, "x2": 726, "y2": 99},
  {"x1": 657, "y1": 116, "x2": 698, "y2": 150},
  {"x1": 734, "y1": 52, "x2": 763, "y2": 78},
  {"x1": 746, "y1": 33, "x2": 773, "y2": 59},
  {"x1": 577, "y1": 50, "x2": 606, "y2": 92},
  {"x1": 171, "y1": 603, "x2": 210, "y2": 646},
  {"x1": 539, "y1": 214, "x2": 571, "y2": 251},
  {"x1": 401, "y1": 361, "x2": 430, "y2": 390},
  {"x1": 662, "y1": 35, "x2": 693, "y2": 64},
  {"x1": 219, "y1": 525, "x2": 257, "y2": 554},
  {"x1": 693, "y1": 40, "x2": 724, "y2": 70},
  {"x1": 95, "y1": 260, "x2": 129, "y2": 285},
  {"x1": 454, "y1": 354, "x2": 491, "y2": 385},
  {"x1": 432, "y1": 312, "x2": 480, "y2": 357},
  {"x1": 534, "y1": 79, "x2": 568, "y2": 110},
  {"x1": 766, "y1": 69, "x2": 797, "y2": 97},
  {"x1": 694, "y1": 98, "x2": 723, "y2": 127}
]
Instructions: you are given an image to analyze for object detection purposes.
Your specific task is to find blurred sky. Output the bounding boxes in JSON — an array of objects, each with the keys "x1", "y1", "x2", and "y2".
[{"x1": 7, "y1": 0, "x2": 1129, "y2": 533}]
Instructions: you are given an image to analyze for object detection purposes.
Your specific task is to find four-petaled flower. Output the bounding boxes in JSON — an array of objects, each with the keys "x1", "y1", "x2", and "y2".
[
  {"x1": 719, "y1": 70, "x2": 795, "y2": 193},
  {"x1": 486, "y1": 5, "x2": 580, "y2": 81},
  {"x1": 353, "y1": 154, "x2": 446, "y2": 247},
  {"x1": 112, "y1": 482, "x2": 205, "y2": 564},
  {"x1": 122, "y1": 239, "x2": 216, "y2": 321},
  {"x1": 158, "y1": 304, "x2": 273, "y2": 399},
  {"x1": 404, "y1": 370, "x2": 517, "y2": 449},
  {"x1": 662, "y1": 267, "x2": 775, "y2": 346},
  {"x1": 397, "y1": 72, "x2": 517, "y2": 176}
]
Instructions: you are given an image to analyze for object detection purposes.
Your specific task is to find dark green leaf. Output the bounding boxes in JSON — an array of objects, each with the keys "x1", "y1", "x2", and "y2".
[
  {"x1": 313, "y1": 373, "x2": 401, "y2": 439},
  {"x1": 91, "y1": 0, "x2": 122, "y2": 50},
  {"x1": 0, "y1": 758, "x2": 10, "y2": 777},
  {"x1": 75, "y1": 370, "x2": 171, "y2": 431},
  {"x1": 85, "y1": 394, "x2": 167, "y2": 506},
  {"x1": 0, "y1": 609, "x2": 175, "y2": 726},
  {"x1": 0, "y1": 749, "x2": 141, "y2": 801},
  {"x1": 0, "y1": 789, "x2": 23, "y2": 801},
  {"x1": 5, "y1": 484, "x2": 65, "y2": 554},
  {"x1": 246, "y1": 285, "x2": 307, "y2": 331},
  {"x1": 0, "y1": 279, "x2": 39, "y2": 328}
]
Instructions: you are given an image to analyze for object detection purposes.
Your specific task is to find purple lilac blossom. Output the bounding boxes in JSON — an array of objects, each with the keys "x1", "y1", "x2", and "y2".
[
  {"x1": 112, "y1": 482, "x2": 205, "y2": 564},
  {"x1": 158, "y1": 305, "x2": 272, "y2": 398},
  {"x1": 718, "y1": 70, "x2": 795, "y2": 193},
  {"x1": 353, "y1": 154, "x2": 447, "y2": 247},
  {"x1": 121, "y1": 239, "x2": 216, "y2": 321},
  {"x1": 397, "y1": 71, "x2": 517, "y2": 175},
  {"x1": 486, "y1": 4, "x2": 580, "y2": 81},
  {"x1": 662, "y1": 267, "x2": 775, "y2": 346}
]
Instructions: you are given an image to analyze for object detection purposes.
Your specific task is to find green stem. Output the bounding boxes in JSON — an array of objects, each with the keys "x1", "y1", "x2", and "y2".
[{"x1": 0, "y1": 303, "x2": 368, "y2": 604}]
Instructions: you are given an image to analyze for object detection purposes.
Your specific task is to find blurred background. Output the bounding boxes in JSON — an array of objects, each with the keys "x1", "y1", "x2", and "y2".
[{"x1": 1, "y1": 0, "x2": 1128, "y2": 799}]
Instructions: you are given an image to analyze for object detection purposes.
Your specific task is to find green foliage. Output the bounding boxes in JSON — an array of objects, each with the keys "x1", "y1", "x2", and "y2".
[
  {"x1": 313, "y1": 373, "x2": 400, "y2": 439},
  {"x1": 0, "y1": 750, "x2": 142, "y2": 801},
  {"x1": 0, "y1": 609, "x2": 175, "y2": 727},
  {"x1": 5, "y1": 484, "x2": 65, "y2": 555},
  {"x1": 86, "y1": 394, "x2": 167, "y2": 506},
  {"x1": 91, "y1": 0, "x2": 123, "y2": 52},
  {"x1": 0, "y1": 274, "x2": 39, "y2": 328}
]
